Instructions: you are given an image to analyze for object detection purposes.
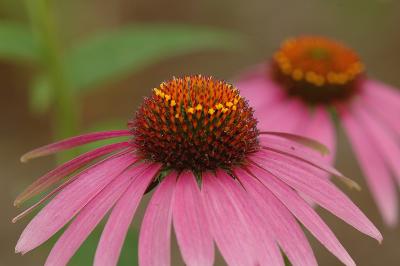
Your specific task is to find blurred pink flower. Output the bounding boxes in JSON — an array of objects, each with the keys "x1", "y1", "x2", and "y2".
[
  {"x1": 237, "y1": 36, "x2": 400, "y2": 226},
  {"x1": 15, "y1": 76, "x2": 381, "y2": 266}
]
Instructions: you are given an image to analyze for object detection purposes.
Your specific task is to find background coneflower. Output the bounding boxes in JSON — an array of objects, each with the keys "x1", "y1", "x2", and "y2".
[
  {"x1": 15, "y1": 76, "x2": 381, "y2": 266},
  {"x1": 236, "y1": 36, "x2": 400, "y2": 226}
]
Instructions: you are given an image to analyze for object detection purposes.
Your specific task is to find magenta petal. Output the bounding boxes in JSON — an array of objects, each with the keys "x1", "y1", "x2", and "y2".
[
  {"x1": 139, "y1": 172, "x2": 177, "y2": 266},
  {"x1": 21, "y1": 130, "x2": 131, "y2": 162},
  {"x1": 363, "y1": 79, "x2": 400, "y2": 113},
  {"x1": 94, "y1": 163, "x2": 161, "y2": 266},
  {"x1": 251, "y1": 152, "x2": 382, "y2": 242},
  {"x1": 15, "y1": 153, "x2": 135, "y2": 254},
  {"x1": 235, "y1": 65, "x2": 284, "y2": 108},
  {"x1": 242, "y1": 167, "x2": 355, "y2": 266},
  {"x1": 15, "y1": 142, "x2": 130, "y2": 206},
  {"x1": 236, "y1": 169, "x2": 317, "y2": 266},
  {"x1": 355, "y1": 103, "x2": 400, "y2": 185},
  {"x1": 260, "y1": 137, "x2": 359, "y2": 190},
  {"x1": 256, "y1": 99, "x2": 307, "y2": 132},
  {"x1": 44, "y1": 163, "x2": 150, "y2": 266},
  {"x1": 341, "y1": 106, "x2": 398, "y2": 226},
  {"x1": 202, "y1": 171, "x2": 283, "y2": 266},
  {"x1": 298, "y1": 106, "x2": 336, "y2": 164},
  {"x1": 366, "y1": 97, "x2": 400, "y2": 136},
  {"x1": 172, "y1": 171, "x2": 214, "y2": 266}
]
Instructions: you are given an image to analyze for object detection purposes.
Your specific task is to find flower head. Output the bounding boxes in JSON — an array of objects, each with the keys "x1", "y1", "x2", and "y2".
[
  {"x1": 272, "y1": 36, "x2": 364, "y2": 104},
  {"x1": 237, "y1": 35, "x2": 400, "y2": 226},
  {"x1": 15, "y1": 75, "x2": 381, "y2": 266},
  {"x1": 130, "y1": 76, "x2": 259, "y2": 172}
]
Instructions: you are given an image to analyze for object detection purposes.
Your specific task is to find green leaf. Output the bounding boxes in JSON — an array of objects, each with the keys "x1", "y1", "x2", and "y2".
[
  {"x1": 0, "y1": 21, "x2": 37, "y2": 61},
  {"x1": 64, "y1": 24, "x2": 245, "y2": 93},
  {"x1": 29, "y1": 75, "x2": 53, "y2": 114}
]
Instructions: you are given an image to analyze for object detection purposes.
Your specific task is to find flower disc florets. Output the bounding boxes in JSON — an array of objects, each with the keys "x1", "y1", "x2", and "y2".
[
  {"x1": 272, "y1": 36, "x2": 365, "y2": 104},
  {"x1": 130, "y1": 75, "x2": 259, "y2": 172}
]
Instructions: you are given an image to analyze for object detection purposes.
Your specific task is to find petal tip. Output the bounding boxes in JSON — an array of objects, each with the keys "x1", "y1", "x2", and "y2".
[{"x1": 20, "y1": 154, "x2": 30, "y2": 163}]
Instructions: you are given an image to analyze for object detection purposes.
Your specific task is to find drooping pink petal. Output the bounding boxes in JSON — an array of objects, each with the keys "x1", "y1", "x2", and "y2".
[
  {"x1": 94, "y1": 163, "x2": 161, "y2": 266},
  {"x1": 240, "y1": 167, "x2": 355, "y2": 266},
  {"x1": 44, "y1": 163, "x2": 152, "y2": 266},
  {"x1": 15, "y1": 153, "x2": 135, "y2": 254},
  {"x1": 235, "y1": 168, "x2": 317, "y2": 266},
  {"x1": 250, "y1": 152, "x2": 382, "y2": 242},
  {"x1": 172, "y1": 171, "x2": 214, "y2": 266},
  {"x1": 15, "y1": 142, "x2": 130, "y2": 206},
  {"x1": 202, "y1": 171, "x2": 283, "y2": 266},
  {"x1": 259, "y1": 138, "x2": 359, "y2": 190},
  {"x1": 363, "y1": 79, "x2": 400, "y2": 113},
  {"x1": 296, "y1": 106, "x2": 336, "y2": 163},
  {"x1": 20, "y1": 130, "x2": 131, "y2": 162},
  {"x1": 362, "y1": 88, "x2": 400, "y2": 136},
  {"x1": 234, "y1": 65, "x2": 284, "y2": 108},
  {"x1": 216, "y1": 171, "x2": 284, "y2": 266},
  {"x1": 341, "y1": 106, "x2": 398, "y2": 226},
  {"x1": 354, "y1": 103, "x2": 400, "y2": 185},
  {"x1": 139, "y1": 172, "x2": 177, "y2": 266},
  {"x1": 260, "y1": 131, "x2": 329, "y2": 156},
  {"x1": 256, "y1": 98, "x2": 308, "y2": 132}
]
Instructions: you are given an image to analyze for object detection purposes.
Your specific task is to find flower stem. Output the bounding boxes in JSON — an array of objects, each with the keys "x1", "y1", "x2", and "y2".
[{"x1": 25, "y1": 0, "x2": 79, "y2": 161}]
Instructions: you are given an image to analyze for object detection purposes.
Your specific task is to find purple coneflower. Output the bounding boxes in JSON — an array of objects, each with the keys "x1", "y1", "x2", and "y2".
[
  {"x1": 237, "y1": 36, "x2": 400, "y2": 226},
  {"x1": 15, "y1": 75, "x2": 381, "y2": 266}
]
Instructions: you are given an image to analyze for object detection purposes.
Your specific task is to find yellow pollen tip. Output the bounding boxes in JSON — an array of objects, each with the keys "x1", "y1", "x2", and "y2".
[
  {"x1": 208, "y1": 108, "x2": 215, "y2": 115},
  {"x1": 170, "y1": 100, "x2": 176, "y2": 107},
  {"x1": 195, "y1": 104, "x2": 203, "y2": 111},
  {"x1": 215, "y1": 103, "x2": 224, "y2": 110},
  {"x1": 292, "y1": 69, "x2": 303, "y2": 81},
  {"x1": 232, "y1": 105, "x2": 237, "y2": 111},
  {"x1": 222, "y1": 108, "x2": 229, "y2": 113},
  {"x1": 165, "y1": 94, "x2": 171, "y2": 101},
  {"x1": 187, "y1": 107, "x2": 195, "y2": 114},
  {"x1": 226, "y1": 102, "x2": 233, "y2": 107},
  {"x1": 175, "y1": 113, "x2": 179, "y2": 118}
]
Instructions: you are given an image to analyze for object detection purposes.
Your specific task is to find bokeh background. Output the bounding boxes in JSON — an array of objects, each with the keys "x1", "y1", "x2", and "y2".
[{"x1": 1, "y1": 0, "x2": 400, "y2": 265}]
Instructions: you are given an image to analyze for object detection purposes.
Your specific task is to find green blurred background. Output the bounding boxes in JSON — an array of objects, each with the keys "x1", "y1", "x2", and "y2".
[{"x1": 1, "y1": 0, "x2": 399, "y2": 265}]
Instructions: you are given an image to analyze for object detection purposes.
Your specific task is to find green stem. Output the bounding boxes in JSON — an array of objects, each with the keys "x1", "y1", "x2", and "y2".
[{"x1": 25, "y1": 0, "x2": 79, "y2": 160}]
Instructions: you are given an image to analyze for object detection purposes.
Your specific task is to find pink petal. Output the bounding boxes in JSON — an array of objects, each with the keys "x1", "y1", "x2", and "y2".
[
  {"x1": 250, "y1": 152, "x2": 382, "y2": 242},
  {"x1": 240, "y1": 167, "x2": 355, "y2": 266},
  {"x1": 172, "y1": 171, "x2": 214, "y2": 266},
  {"x1": 15, "y1": 141, "x2": 130, "y2": 206},
  {"x1": 297, "y1": 106, "x2": 336, "y2": 164},
  {"x1": 139, "y1": 172, "x2": 177, "y2": 266},
  {"x1": 259, "y1": 138, "x2": 359, "y2": 190},
  {"x1": 362, "y1": 88, "x2": 400, "y2": 136},
  {"x1": 260, "y1": 131, "x2": 330, "y2": 156},
  {"x1": 363, "y1": 79, "x2": 400, "y2": 113},
  {"x1": 15, "y1": 153, "x2": 135, "y2": 254},
  {"x1": 256, "y1": 98, "x2": 308, "y2": 132},
  {"x1": 21, "y1": 130, "x2": 131, "y2": 162},
  {"x1": 94, "y1": 163, "x2": 161, "y2": 266},
  {"x1": 236, "y1": 168, "x2": 317, "y2": 266},
  {"x1": 44, "y1": 163, "x2": 152, "y2": 266},
  {"x1": 234, "y1": 65, "x2": 284, "y2": 108},
  {"x1": 202, "y1": 171, "x2": 283, "y2": 266},
  {"x1": 355, "y1": 103, "x2": 400, "y2": 184},
  {"x1": 341, "y1": 106, "x2": 398, "y2": 226}
]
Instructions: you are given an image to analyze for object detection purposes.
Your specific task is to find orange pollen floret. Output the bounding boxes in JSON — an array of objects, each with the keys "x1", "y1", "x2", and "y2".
[
  {"x1": 129, "y1": 75, "x2": 259, "y2": 172},
  {"x1": 273, "y1": 36, "x2": 364, "y2": 87}
]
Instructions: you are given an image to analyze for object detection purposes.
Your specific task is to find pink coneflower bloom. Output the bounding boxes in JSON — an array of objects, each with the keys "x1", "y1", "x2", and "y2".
[
  {"x1": 237, "y1": 36, "x2": 400, "y2": 226},
  {"x1": 15, "y1": 75, "x2": 381, "y2": 266}
]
